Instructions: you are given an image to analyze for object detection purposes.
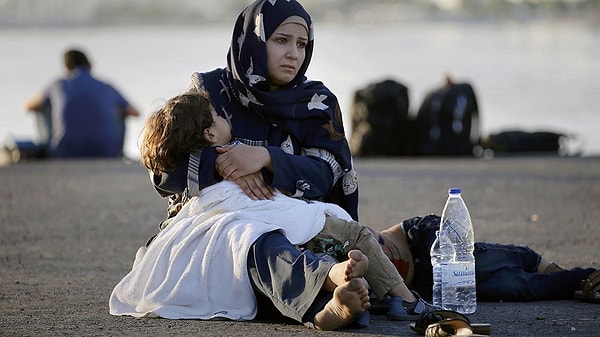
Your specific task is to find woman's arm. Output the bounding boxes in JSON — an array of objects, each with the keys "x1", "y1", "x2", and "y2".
[
  {"x1": 216, "y1": 144, "x2": 272, "y2": 180},
  {"x1": 216, "y1": 143, "x2": 335, "y2": 200},
  {"x1": 151, "y1": 149, "x2": 221, "y2": 197},
  {"x1": 267, "y1": 146, "x2": 336, "y2": 198}
]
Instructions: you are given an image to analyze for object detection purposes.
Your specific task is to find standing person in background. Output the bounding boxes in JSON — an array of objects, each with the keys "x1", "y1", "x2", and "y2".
[{"x1": 23, "y1": 48, "x2": 139, "y2": 158}]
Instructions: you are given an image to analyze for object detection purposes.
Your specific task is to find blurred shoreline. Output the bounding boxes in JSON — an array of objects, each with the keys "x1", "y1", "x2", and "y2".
[{"x1": 1, "y1": 0, "x2": 599, "y2": 28}]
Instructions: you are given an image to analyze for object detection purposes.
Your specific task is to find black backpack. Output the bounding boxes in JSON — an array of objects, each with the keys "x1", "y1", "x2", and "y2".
[
  {"x1": 349, "y1": 79, "x2": 413, "y2": 156},
  {"x1": 415, "y1": 78, "x2": 480, "y2": 156},
  {"x1": 483, "y1": 130, "x2": 564, "y2": 155}
]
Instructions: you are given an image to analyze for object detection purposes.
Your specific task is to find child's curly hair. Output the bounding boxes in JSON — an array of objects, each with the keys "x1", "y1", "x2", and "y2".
[{"x1": 140, "y1": 93, "x2": 214, "y2": 174}]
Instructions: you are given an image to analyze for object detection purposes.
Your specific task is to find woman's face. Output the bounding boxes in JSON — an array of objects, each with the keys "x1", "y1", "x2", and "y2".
[{"x1": 266, "y1": 22, "x2": 308, "y2": 90}]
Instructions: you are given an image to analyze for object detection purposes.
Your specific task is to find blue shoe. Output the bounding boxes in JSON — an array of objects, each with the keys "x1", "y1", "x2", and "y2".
[
  {"x1": 387, "y1": 291, "x2": 439, "y2": 321},
  {"x1": 354, "y1": 310, "x2": 371, "y2": 328}
]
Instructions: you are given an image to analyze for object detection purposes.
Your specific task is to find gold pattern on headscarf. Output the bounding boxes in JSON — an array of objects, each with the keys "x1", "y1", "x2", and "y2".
[
  {"x1": 321, "y1": 102, "x2": 345, "y2": 141},
  {"x1": 322, "y1": 121, "x2": 345, "y2": 141}
]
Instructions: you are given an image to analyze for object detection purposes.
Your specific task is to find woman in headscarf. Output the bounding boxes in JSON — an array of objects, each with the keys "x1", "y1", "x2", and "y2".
[
  {"x1": 144, "y1": 0, "x2": 372, "y2": 330},
  {"x1": 154, "y1": 0, "x2": 358, "y2": 217}
]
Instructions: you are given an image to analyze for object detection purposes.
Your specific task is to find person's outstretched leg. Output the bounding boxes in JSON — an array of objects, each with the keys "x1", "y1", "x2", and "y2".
[
  {"x1": 310, "y1": 216, "x2": 409, "y2": 300},
  {"x1": 312, "y1": 216, "x2": 436, "y2": 321},
  {"x1": 475, "y1": 242, "x2": 596, "y2": 301}
]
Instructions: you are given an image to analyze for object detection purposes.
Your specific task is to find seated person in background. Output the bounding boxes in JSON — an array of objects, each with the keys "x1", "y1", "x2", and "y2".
[{"x1": 22, "y1": 48, "x2": 139, "y2": 159}]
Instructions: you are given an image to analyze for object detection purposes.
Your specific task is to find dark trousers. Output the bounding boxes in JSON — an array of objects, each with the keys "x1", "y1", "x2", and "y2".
[
  {"x1": 247, "y1": 231, "x2": 335, "y2": 328},
  {"x1": 403, "y1": 215, "x2": 595, "y2": 301}
]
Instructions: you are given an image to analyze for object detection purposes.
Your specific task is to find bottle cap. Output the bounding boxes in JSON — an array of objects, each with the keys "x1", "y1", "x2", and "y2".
[{"x1": 449, "y1": 187, "x2": 461, "y2": 194}]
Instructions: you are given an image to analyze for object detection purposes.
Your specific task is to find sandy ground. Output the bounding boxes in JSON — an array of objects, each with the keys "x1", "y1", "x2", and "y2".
[{"x1": 1, "y1": 157, "x2": 599, "y2": 336}]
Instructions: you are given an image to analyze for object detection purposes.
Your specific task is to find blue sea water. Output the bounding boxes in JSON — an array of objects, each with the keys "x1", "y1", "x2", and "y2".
[{"x1": 1, "y1": 21, "x2": 598, "y2": 158}]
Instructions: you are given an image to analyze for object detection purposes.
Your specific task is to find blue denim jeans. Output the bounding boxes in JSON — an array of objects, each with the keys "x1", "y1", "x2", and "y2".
[{"x1": 474, "y1": 242, "x2": 595, "y2": 301}]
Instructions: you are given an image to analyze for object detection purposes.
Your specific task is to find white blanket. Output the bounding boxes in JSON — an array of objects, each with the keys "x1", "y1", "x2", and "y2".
[{"x1": 109, "y1": 180, "x2": 351, "y2": 320}]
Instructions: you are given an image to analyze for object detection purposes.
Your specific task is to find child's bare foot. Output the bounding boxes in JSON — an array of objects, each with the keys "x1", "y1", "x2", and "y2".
[
  {"x1": 314, "y1": 278, "x2": 370, "y2": 331},
  {"x1": 345, "y1": 250, "x2": 369, "y2": 281},
  {"x1": 324, "y1": 250, "x2": 369, "y2": 292}
]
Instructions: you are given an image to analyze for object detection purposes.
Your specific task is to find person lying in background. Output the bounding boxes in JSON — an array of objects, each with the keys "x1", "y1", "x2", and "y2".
[{"x1": 375, "y1": 214, "x2": 599, "y2": 303}]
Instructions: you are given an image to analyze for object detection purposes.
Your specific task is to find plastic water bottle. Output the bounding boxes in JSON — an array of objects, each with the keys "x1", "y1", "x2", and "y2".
[
  {"x1": 430, "y1": 229, "x2": 456, "y2": 308},
  {"x1": 439, "y1": 187, "x2": 477, "y2": 314}
]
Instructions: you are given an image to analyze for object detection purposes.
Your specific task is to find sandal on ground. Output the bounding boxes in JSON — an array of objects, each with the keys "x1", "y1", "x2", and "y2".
[
  {"x1": 574, "y1": 270, "x2": 600, "y2": 304},
  {"x1": 410, "y1": 310, "x2": 491, "y2": 336},
  {"x1": 424, "y1": 318, "x2": 489, "y2": 337}
]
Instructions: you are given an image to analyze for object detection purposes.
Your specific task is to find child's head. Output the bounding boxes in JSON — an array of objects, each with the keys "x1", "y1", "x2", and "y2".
[{"x1": 140, "y1": 92, "x2": 231, "y2": 173}]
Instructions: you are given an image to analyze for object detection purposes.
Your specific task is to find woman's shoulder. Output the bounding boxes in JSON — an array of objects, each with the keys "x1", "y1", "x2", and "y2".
[
  {"x1": 191, "y1": 68, "x2": 226, "y2": 81},
  {"x1": 300, "y1": 79, "x2": 338, "y2": 100},
  {"x1": 188, "y1": 68, "x2": 226, "y2": 92}
]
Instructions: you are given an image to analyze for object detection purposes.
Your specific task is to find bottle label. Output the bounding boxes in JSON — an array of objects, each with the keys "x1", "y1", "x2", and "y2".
[{"x1": 442, "y1": 261, "x2": 476, "y2": 287}]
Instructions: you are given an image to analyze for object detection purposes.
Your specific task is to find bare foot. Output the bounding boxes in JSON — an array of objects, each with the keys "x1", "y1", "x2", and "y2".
[
  {"x1": 344, "y1": 250, "x2": 369, "y2": 281},
  {"x1": 324, "y1": 250, "x2": 369, "y2": 292},
  {"x1": 314, "y1": 278, "x2": 371, "y2": 331}
]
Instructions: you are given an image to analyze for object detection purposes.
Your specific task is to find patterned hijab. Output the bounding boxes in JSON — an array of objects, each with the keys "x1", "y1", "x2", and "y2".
[
  {"x1": 227, "y1": 0, "x2": 314, "y2": 92},
  {"x1": 223, "y1": 0, "x2": 352, "y2": 164},
  {"x1": 200, "y1": 0, "x2": 358, "y2": 219}
]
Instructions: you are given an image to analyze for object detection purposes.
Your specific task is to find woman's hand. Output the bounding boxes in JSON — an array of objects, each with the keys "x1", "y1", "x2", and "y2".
[
  {"x1": 216, "y1": 144, "x2": 275, "y2": 200},
  {"x1": 216, "y1": 144, "x2": 272, "y2": 180},
  {"x1": 231, "y1": 171, "x2": 276, "y2": 200}
]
